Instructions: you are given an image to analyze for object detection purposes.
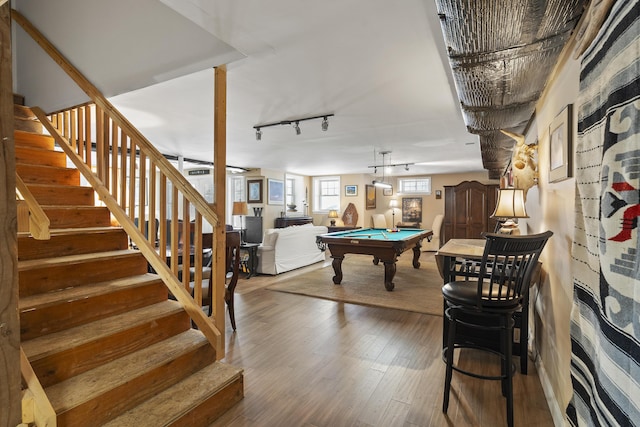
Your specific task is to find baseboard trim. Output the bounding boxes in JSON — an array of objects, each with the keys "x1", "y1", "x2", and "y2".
[{"x1": 535, "y1": 354, "x2": 566, "y2": 426}]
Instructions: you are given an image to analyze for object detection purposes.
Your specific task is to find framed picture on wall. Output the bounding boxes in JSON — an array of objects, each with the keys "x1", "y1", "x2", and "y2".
[
  {"x1": 549, "y1": 104, "x2": 573, "y2": 183},
  {"x1": 267, "y1": 178, "x2": 284, "y2": 205},
  {"x1": 345, "y1": 185, "x2": 358, "y2": 196},
  {"x1": 383, "y1": 187, "x2": 393, "y2": 196},
  {"x1": 247, "y1": 179, "x2": 263, "y2": 203},
  {"x1": 365, "y1": 184, "x2": 376, "y2": 209},
  {"x1": 402, "y1": 197, "x2": 422, "y2": 223}
]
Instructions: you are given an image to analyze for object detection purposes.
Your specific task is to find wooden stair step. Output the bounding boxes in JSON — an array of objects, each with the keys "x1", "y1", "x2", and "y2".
[
  {"x1": 45, "y1": 329, "x2": 216, "y2": 427},
  {"x1": 14, "y1": 104, "x2": 33, "y2": 118},
  {"x1": 19, "y1": 249, "x2": 149, "y2": 296},
  {"x1": 14, "y1": 129, "x2": 53, "y2": 150},
  {"x1": 14, "y1": 105, "x2": 43, "y2": 133},
  {"x1": 25, "y1": 183, "x2": 95, "y2": 207},
  {"x1": 15, "y1": 117, "x2": 43, "y2": 133},
  {"x1": 18, "y1": 227, "x2": 129, "y2": 260},
  {"x1": 41, "y1": 205, "x2": 112, "y2": 229},
  {"x1": 19, "y1": 273, "x2": 167, "y2": 341},
  {"x1": 22, "y1": 300, "x2": 191, "y2": 389},
  {"x1": 16, "y1": 145, "x2": 66, "y2": 167},
  {"x1": 23, "y1": 183, "x2": 95, "y2": 206},
  {"x1": 16, "y1": 162, "x2": 80, "y2": 186},
  {"x1": 102, "y1": 362, "x2": 244, "y2": 427}
]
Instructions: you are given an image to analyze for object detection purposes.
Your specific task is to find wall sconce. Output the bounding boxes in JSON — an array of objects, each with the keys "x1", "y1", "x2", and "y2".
[
  {"x1": 328, "y1": 209, "x2": 339, "y2": 226},
  {"x1": 253, "y1": 114, "x2": 334, "y2": 140}
]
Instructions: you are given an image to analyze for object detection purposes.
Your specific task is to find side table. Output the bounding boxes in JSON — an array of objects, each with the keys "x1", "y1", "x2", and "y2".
[{"x1": 240, "y1": 242, "x2": 259, "y2": 278}]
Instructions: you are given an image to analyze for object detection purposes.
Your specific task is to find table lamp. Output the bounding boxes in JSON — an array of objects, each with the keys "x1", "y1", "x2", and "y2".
[
  {"x1": 490, "y1": 188, "x2": 528, "y2": 234},
  {"x1": 328, "y1": 209, "x2": 339, "y2": 226},
  {"x1": 389, "y1": 199, "x2": 398, "y2": 230},
  {"x1": 232, "y1": 201, "x2": 249, "y2": 242}
]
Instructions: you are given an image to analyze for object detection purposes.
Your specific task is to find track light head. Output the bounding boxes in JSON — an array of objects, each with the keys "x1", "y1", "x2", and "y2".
[
  {"x1": 322, "y1": 116, "x2": 329, "y2": 131},
  {"x1": 254, "y1": 114, "x2": 333, "y2": 137},
  {"x1": 405, "y1": 164, "x2": 409, "y2": 171}
]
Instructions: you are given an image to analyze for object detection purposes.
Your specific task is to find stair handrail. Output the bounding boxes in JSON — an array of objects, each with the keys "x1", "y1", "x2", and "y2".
[
  {"x1": 13, "y1": 8, "x2": 225, "y2": 355},
  {"x1": 33, "y1": 106, "x2": 223, "y2": 354},
  {"x1": 15, "y1": 172, "x2": 50, "y2": 240},
  {"x1": 20, "y1": 347, "x2": 56, "y2": 427},
  {"x1": 11, "y1": 9, "x2": 218, "y2": 229}
]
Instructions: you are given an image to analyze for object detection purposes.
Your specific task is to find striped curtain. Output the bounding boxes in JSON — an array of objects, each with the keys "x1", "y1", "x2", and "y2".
[{"x1": 567, "y1": 1, "x2": 640, "y2": 425}]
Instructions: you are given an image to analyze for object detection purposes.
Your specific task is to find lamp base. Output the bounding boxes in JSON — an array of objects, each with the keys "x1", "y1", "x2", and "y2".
[
  {"x1": 498, "y1": 220, "x2": 521, "y2": 235},
  {"x1": 330, "y1": 220, "x2": 336, "y2": 226}
]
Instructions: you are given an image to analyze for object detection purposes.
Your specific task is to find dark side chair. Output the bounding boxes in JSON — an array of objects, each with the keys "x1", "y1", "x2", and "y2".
[
  {"x1": 442, "y1": 231, "x2": 553, "y2": 427},
  {"x1": 205, "y1": 231, "x2": 241, "y2": 330}
]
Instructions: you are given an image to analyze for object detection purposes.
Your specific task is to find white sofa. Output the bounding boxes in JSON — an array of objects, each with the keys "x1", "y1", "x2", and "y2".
[{"x1": 256, "y1": 224, "x2": 328, "y2": 275}]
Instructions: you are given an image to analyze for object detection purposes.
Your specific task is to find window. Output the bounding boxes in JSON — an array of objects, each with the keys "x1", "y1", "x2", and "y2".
[
  {"x1": 226, "y1": 175, "x2": 245, "y2": 227},
  {"x1": 286, "y1": 178, "x2": 295, "y2": 206},
  {"x1": 398, "y1": 177, "x2": 431, "y2": 194},
  {"x1": 313, "y1": 176, "x2": 340, "y2": 213}
]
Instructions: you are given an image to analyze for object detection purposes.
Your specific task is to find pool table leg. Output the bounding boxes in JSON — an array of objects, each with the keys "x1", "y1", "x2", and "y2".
[
  {"x1": 412, "y1": 243, "x2": 422, "y2": 268},
  {"x1": 383, "y1": 261, "x2": 396, "y2": 291},
  {"x1": 331, "y1": 255, "x2": 344, "y2": 284}
]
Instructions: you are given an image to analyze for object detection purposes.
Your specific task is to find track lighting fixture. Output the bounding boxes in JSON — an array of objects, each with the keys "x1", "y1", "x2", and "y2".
[
  {"x1": 372, "y1": 180, "x2": 392, "y2": 189},
  {"x1": 371, "y1": 150, "x2": 393, "y2": 189},
  {"x1": 252, "y1": 113, "x2": 334, "y2": 139},
  {"x1": 368, "y1": 158, "x2": 415, "y2": 172}
]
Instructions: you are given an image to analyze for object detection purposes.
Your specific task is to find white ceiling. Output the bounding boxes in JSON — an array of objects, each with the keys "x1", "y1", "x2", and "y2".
[{"x1": 15, "y1": 0, "x2": 486, "y2": 178}]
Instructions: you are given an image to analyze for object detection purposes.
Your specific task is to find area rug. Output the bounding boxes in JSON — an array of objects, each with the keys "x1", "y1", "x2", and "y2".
[{"x1": 267, "y1": 252, "x2": 444, "y2": 316}]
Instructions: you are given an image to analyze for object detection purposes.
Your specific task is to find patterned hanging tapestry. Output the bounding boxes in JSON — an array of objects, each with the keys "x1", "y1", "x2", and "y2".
[{"x1": 567, "y1": 0, "x2": 640, "y2": 425}]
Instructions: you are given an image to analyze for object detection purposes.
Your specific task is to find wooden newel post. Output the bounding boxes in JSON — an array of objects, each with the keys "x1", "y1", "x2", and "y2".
[{"x1": 0, "y1": 3, "x2": 22, "y2": 425}]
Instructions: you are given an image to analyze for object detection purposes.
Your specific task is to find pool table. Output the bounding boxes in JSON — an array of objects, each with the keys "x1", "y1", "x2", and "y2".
[{"x1": 316, "y1": 227, "x2": 433, "y2": 291}]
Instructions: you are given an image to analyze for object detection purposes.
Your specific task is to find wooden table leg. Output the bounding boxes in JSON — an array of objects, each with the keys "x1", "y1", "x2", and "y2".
[
  {"x1": 412, "y1": 243, "x2": 422, "y2": 268},
  {"x1": 331, "y1": 255, "x2": 344, "y2": 284},
  {"x1": 383, "y1": 261, "x2": 396, "y2": 291}
]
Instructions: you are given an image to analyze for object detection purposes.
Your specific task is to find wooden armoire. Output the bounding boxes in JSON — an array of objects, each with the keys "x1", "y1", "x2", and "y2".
[{"x1": 442, "y1": 181, "x2": 499, "y2": 244}]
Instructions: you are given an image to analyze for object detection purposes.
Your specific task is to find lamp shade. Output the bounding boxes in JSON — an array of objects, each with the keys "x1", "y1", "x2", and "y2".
[
  {"x1": 491, "y1": 188, "x2": 529, "y2": 219},
  {"x1": 232, "y1": 201, "x2": 248, "y2": 216},
  {"x1": 389, "y1": 199, "x2": 398, "y2": 208},
  {"x1": 328, "y1": 209, "x2": 339, "y2": 219}
]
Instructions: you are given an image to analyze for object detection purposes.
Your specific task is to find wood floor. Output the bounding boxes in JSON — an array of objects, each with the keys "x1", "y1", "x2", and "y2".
[{"x1": 211, "y1": 258, "x2": 554, "y2": 427}]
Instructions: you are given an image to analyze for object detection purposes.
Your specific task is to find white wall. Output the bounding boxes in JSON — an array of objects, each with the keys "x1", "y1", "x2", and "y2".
[{"x1": 525, "y1": 54, "x2": 581, "y2": 422}]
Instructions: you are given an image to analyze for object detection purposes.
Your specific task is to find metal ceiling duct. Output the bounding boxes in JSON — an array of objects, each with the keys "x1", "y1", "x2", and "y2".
[{"x1": 435, "y1": 0, "x2": 588, "y2": 177}]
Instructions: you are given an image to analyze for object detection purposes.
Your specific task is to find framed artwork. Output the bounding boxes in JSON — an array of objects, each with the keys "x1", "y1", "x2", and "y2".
[
  {"x1": 247, "y1": 179, "x2": 263, "y2": 204},
  {"x1": 402, "y1": 197, "x2": 422, "y2": 223},
  {"x1": 435, "y1": 190, "x2": 442, "y2": 199},
  {"x1": 549, "y1": 104, "x2": 573, "y2": 183},
  {"x1": 365, "y1": 184, "x2": 376, "y2": 209},
  {"x1": 267, "y1": 178, "x2": 284, "y2": 205},
  {"x1": 345, "y1": 185, "x2": 358, "y2": 196},
  {"x1": 383, "y1": 187, "x2": 393, "y2": 196}
]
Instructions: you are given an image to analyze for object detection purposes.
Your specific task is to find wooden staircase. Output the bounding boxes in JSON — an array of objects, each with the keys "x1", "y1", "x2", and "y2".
[{"x1": 15, "y1": 105, "x2": 243, "y2": 426}]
